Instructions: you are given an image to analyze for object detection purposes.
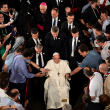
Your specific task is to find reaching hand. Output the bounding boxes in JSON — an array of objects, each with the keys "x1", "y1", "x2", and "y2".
[
  {"x1": 6, "y1": 44, "x2": 11, "y2": 50},
  {"x1": 11, "y1": 105, "x2": 18, "y2": 109},
  {"x1": 35, "y1": 72, "x2": 45, "y2": 77},
  {"x1": 65, "y1": 73, "x2": 70, "y2": 79},
  {"x1": 40, "y1": 68, "x2": 49, "y2": 73}
]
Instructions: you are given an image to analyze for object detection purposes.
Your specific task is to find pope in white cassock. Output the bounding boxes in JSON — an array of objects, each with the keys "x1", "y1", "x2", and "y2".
[{"x1": 44, "y1": 52, "x2": 71, "y2": 109}]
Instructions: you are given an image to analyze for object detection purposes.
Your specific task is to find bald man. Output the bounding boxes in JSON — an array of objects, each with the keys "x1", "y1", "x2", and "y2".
[
  {"x1": 44, "y1": 52, "x2": 71, "y2": 109},
  {"x1": 99, "y1": 63, "x2": 110, "y2": 97},
  {"x1": 0, "y1": 89, "x2": 24, "y2": 110}
]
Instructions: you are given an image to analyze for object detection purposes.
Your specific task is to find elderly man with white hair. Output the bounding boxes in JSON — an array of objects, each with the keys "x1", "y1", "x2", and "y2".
[
  {"x1": 33, "y1": 2, "x2": 48, "y2": 40},
  {"x1": 44, "y1": 52, "x2": 71, "y2": 110}
]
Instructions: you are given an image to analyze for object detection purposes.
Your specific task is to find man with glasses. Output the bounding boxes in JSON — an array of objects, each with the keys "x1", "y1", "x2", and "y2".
[{"x1": 95, "y1": 35, "x2": 110, "y2": 61}]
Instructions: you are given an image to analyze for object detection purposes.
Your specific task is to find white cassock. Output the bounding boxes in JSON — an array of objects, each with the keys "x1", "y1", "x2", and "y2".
[{"x1": 44, "y1": 59, "x2": 71, "y2": 109}]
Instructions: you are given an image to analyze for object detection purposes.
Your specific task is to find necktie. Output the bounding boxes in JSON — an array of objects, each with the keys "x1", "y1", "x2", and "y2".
[
  {"x1": 38, "y1": 54, "x2": 42, "y2": 68},
  {"x1": 58, "y1": 0, "x2": 60, "y2": 6},
  {"x1": 36, "y1": 40, "x2": 38, "y2": 45},
  {"x1": 74, "y1": 38, "x2": 76, "y2": 53},
  {"x1": 69, "y1": 25, "x2": 71, "y2": 33},
  {"x1": 53, "y1": 18, "x2": 56, "y2": 26}
]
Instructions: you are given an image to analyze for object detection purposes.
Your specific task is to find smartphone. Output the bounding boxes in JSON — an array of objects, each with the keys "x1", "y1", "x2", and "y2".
[
  {"x1": 18, "y1": 94, "x2": 21, "y2": 100},
  {"x1": 9, "y1": 40, "x2": 11, "y2": 44},
  {"x1": 76, "y1": 61, "x2": 80, "y2": 65}
]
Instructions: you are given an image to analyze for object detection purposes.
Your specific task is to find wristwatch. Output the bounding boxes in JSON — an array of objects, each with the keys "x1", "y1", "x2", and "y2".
[
  {"x1": 9, "y1": 105, "x2": 11, "y2": 108},
  {"x1": 68, "y1": 73, "x2": 71, "y2": 77}
]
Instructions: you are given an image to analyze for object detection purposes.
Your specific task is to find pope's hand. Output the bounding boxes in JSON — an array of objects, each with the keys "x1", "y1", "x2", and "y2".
[{"x1": 65, "y1": 73, "x2": 69, "y2": 79}]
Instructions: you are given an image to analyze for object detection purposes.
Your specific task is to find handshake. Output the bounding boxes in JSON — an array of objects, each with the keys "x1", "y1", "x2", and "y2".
[
  {"x1": 65, "y1": 73, "x2": 71, "y2": 79},
  {"x1": 34, "y1": 68, "x2": 50, "y2": 77}
]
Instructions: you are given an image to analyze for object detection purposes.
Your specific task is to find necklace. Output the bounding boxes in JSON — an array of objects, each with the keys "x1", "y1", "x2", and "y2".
[
  {"x1": 103, "y1": 72, "x2": 110, "y2": 83},
  {"x1": 54, "y1": 60, "x2": 60, "y2": 76}
]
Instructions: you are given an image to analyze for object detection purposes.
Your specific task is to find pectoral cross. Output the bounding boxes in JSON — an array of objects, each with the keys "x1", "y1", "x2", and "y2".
[{"x1": 58, "y1": 72, "x2": 60, "y2": 76}]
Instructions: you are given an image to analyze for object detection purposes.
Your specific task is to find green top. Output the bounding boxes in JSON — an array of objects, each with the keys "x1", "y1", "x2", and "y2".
[{"x1": 0, "y1": 46, "x2": 6, "y2": 56}]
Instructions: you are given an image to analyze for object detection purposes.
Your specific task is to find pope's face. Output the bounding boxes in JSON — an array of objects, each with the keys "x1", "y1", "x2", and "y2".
[{"x1": 53, "y1": 55, "x2": 60, "y2": 64}]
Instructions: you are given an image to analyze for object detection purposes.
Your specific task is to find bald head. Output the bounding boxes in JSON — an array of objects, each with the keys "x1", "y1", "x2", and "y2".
[
  {"x1": 8, "y1": 89, "x2": 19, "y2": 99},
  {"x1": 99, "y1": 63, "x2": 109, "y2": 71}
]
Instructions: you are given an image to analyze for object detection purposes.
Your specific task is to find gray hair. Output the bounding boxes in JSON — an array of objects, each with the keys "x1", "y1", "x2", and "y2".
[
  {"x1": 51, "y1": 26, "x2": 59, "y2": 33},
  {"x1": 62, "y1": 104, "x2": 72, "y2": 110},
  {"x1": 35, "y1": 44, "x2": 43, "y2": 50}
]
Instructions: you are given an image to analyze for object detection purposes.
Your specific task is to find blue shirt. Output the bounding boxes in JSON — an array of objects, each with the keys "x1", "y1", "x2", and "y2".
[
  {"x1": 9, "y1": 55, "x2": 34, "y2": 83},
  {"x1": 79, "y1": 50, "x2": 103, "y2": 69},
  {"x1": 4, "y1": 52, "x2": 29, "y2": 73}
]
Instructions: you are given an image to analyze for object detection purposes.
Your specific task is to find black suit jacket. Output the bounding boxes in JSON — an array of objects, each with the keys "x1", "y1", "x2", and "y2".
[
  {"x1": 25, "y1": 37, "x2": 42, "y2": 48},
  {"x1": 47, "y1": 0, "x2": 71, "y2": 17},
  {"x1": 69, "y1": 35, "x2": 86, "y2": 62},
  {"x1": 61, "y1": 21, "x2": 81, "y2": 38},
  {"x1": 30, "y1": 50, "x2": 46, "y2": 73},
  {"x1": 33, "y1": 10, "x2": 49, "y2": 28},
  {"x1": 44, "y1": 31, "x2": 68, "y2": 61},
  {"x1": 44, "y1": 15, "x2": 64, "y2": 34},
  {"x1": 83, "y1": 102, "x2": 104, "y2": 110}
]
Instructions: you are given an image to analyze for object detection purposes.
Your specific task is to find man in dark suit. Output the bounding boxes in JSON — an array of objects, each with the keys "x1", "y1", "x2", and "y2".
[
  {"x1": 29, "y1": 44, "x2": 46, "y2": 104},
  {"x1": 44, "y1": 26, "x2": 68, "y2": 62},
  {"x1": 43, "y1": 8, "x2": 64, "y2": 34},
  {"x1": 69, "y1": 27, "x2": 87, "y2": 107},
  {"x1": 47, "y1": 0, "x2": 71, "y2": 17},
  {"x1": 25, "y1": 28, "x2": 42, "y2": 48},
  {"x1": 61, "y1": 12, "x2": 80, "y2": 39},
  {"x1": 33, "y1": 2, "x2": 49, "y2": 42}
]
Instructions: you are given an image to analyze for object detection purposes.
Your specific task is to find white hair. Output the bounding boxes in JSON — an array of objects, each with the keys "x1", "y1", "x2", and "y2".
[
  {"x1": 39, "y1": 5, "x2": 47, "y2": 8},
  {"x1": 53, "y1": 52, "x2": 59, "y2": 57},
  {"x1": 62, "y1": 104, "x2": 72, "y2": 110}
]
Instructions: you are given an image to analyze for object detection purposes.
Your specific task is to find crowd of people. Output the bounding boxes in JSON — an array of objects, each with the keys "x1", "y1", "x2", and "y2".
[{"x1": 0, "y1": 0, "x2": 110, "y2": 110}]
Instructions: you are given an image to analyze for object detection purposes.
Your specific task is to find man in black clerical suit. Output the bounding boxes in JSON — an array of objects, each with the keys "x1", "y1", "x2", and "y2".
[
  {"x1": 43, "y1": 8, "x2": 64, "y2": 34},
  {"x1": 69, "y1": 27, "x2": 87, "y2": 107},
  {"x1": 25, "y1": 28, "x2": 42, "y2": 48},
  {"x1": 61, "y1": 12, "x2": 81, "y2": 39},
  {"x1": 44, "y1": 26, "x2": 68, "y2": 62},
  {"x1": 29, "y1": 44, "x2": 46, "y2": 104},
  {"x1": 47, "y1": 0, "x2": 71, "y2": 17},
  {"x1": 33, "y1": 2, "x2": 49, "y2": 42}
]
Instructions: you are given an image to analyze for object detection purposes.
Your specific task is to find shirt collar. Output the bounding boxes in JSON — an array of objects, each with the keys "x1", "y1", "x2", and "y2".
[{"x1": 102, "y1": 41, "x2": 107, "y2": 48}]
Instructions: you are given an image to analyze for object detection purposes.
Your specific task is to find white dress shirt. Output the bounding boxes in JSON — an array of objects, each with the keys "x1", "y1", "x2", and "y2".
[
  {"x1": 36, "y1": 52, "x2": 44, "y2": 67},
  {"x1": 0, "y1": 88, "x2": 8, "y2": 98},
  {"x1": 102, "y1": 18, "x2": 110, "y2": 33},
  {"x1": 52, "y1": 16, "x2": 58, "y2": 26},
  {"x1": 71, "y1": 36, "x2": 79, "y2": 57},
  {"x1": 32, "y1": 37, "x2": 41, "y2": 45},
  {"x1": 56, "y1": 0, "x2": 60, "y2": 6},
  {"x1": 100, "y1": 0, "x2": 110, "y2": 6},
  {"x1": 68, "y1": 22, "x2": 73, "y2": 30}
]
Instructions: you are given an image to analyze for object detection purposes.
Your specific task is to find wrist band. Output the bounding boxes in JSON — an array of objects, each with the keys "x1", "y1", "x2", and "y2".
[
  {"x1": 6, "y1": 49, "x2": 9, "y2": 51},
  {"x1": 5, "y1": 24, "x2": 6, "y2": 27},
  {"x1": 24, "y1": 105, "x2": 27, "y2": 107},
  {"x1": 9, "y1": 105, "x2": 11, "y2": 108}
]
